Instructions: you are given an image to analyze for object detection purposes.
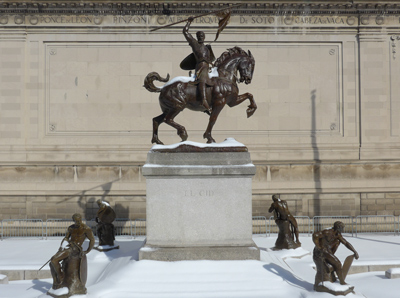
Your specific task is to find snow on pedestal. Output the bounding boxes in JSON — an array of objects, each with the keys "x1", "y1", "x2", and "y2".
[{"x1": 316, "y1": 281, "x2": 355, "y2": 296}]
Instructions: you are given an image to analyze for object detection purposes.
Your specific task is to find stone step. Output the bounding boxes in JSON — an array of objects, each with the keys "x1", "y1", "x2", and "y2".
[
  {"x1": 348, "y1": 264, "x2": 400, "y2": 274},
  {"x1": 0, "y1": 274, "x2": 8, "y2": 284},
  {"x1": 0, "y1": 269, "x2": 51, "y2": 281}
]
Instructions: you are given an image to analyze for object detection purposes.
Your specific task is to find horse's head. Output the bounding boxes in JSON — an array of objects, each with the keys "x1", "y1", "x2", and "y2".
[{"x1": 238, "y1": 50, "x2": 255, "y2": 85}]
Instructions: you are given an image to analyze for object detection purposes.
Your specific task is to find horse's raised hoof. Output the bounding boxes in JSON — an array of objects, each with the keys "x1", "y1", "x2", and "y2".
[{"x1": 246, "y1": 107, "x2": 257, "y2": 118}]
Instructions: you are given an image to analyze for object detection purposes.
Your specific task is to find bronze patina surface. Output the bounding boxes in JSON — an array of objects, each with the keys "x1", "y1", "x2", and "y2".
[
  {"x1": 312, "y1": 221, "x2": 359, "y2": 295},
  {"x1": 47, "y1": 213, "x2": 95, "y2": 298},
  {"x1": 268, "y1": 194, "x2": 301, "y2": 250},
  {"x1": 94, "y1": 199, "x2": 119, "y2": 250}
]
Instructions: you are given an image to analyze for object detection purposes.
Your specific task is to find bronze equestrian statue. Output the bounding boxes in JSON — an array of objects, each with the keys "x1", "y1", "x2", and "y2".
[{"x1": 144, "y1": 45, "x2": 256, "y2": 144}]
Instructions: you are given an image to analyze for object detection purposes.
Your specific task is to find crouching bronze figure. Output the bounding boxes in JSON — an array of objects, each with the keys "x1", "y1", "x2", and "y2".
[{"x1": 313, "y1": 221, "x2": 359, "y2": 295}]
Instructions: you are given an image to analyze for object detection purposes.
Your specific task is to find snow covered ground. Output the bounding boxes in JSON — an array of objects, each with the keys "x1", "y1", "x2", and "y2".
[{"x1": 0, "y1": 234, "x2": 399, "y2": 298}]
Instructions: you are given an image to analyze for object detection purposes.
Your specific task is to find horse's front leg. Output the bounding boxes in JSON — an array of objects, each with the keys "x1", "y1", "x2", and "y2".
[
  {"x1": 203, "y1": 102, "x2": 225, "y2": 144},
  {"x1": 227, "y1": 92, "x2": 257, "y2": 118}
]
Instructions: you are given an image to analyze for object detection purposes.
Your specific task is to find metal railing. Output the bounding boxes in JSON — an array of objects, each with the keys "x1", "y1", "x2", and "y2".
[
  {"x1": 115, "y1": 218, "x2": 133, "y2": 237},
  {"x1": 1, "y1": 219, "x2": 44, "y2": 239},
  {"x1": 355, "y1": 215, "x2": 399, "y2": 236},
  {"x1": 268, "y1": 216, "x2": 278, "y2": 235},
  {"x1": 45, "y1": 219, "x2": 74, "y2": 239},
  {"x1": 265, "y1": 216, "x2": 311, "y2": 236},
  {"x1": 312, "y1": 216, "x2": 355, "y2": 236},
  {"x1": 133, "y1": 219, "x2": 146, "y2": 237},
  {"x1": 2, "y1": 215, "x2": 400, "y2": 240},
  {"x1": 294, "y1": 216, "x2": 312, "y2": 236},
  {"x1": 252, "y1": 216, "x2": 268, "y2": 235}
]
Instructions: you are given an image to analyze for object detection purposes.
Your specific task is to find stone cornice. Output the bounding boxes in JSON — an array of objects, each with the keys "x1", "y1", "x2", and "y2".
[{"x1": 1, "y1": 1, "x2": 400, "y2": 16}]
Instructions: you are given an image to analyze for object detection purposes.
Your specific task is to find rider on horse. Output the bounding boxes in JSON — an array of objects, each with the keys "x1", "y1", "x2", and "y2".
[{"x1": 182, "y1": 17, "x2": 215, "y2": 113}]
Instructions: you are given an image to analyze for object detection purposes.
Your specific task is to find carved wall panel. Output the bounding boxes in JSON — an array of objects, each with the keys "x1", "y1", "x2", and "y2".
[{"x1": 45, "y1": 42, "x2": 342, "y2": 138}]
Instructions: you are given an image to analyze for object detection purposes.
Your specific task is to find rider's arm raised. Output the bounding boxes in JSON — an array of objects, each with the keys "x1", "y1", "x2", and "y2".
[{"x1": 183, "y1": 17, "x2": 195, "y2": 44}]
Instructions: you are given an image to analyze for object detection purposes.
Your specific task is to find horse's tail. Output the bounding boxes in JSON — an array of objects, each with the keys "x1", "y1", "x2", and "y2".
[{"x1": 143, "y1": 72, "x2": 170, "y2": 93}]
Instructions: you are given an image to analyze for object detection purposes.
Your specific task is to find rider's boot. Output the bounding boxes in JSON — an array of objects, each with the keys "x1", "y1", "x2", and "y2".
[{"x1": 199, "y1": 82, "x2": 211, "y2": 113}]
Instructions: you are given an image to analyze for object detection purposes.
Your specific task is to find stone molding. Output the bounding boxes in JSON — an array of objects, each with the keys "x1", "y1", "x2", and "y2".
[{"x1": 0, "y1": 1, "x2": 400, "y2": 16}]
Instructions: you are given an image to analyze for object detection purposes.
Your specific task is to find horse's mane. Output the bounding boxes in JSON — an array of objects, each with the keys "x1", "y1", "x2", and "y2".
[{"x1": 214, "y1": 46, "x2": 250, "y2": 68}]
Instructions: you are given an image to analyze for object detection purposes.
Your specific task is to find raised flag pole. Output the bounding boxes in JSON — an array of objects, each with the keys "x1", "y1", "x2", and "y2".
[{"x1": 149, "y1": 4, "x2": 243, "y2": 32}]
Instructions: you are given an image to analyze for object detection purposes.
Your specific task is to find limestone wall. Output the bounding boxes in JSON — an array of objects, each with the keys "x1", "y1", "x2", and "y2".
[{"x1": 1, "y1": 1, "x2": 400, "y2": 219}]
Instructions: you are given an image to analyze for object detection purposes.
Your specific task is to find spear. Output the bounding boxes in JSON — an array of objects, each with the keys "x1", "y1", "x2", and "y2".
[
  {"x1": 38, "y1": 238, "x2": 68, "y2": 272},
  {"x1": 150, "y1": 3, "x2": 243, "y2": 32}
]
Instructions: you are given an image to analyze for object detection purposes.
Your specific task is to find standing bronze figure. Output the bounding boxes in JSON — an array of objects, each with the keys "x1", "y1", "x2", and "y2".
[
  {"x1": 47, "y1": 213, "x2": 95, "y2": 298},
  {"x1": 144, "y1": 46, "x2": 256, "y2": 144},
  {"x1": 312, "y1": 221, "x2": 359, "y2": 295},
  {"x1": 94, "y1": 199, "x2": 119, "y2": 251},
  {"x1": 268, "y1": 194, "x2": 301, "y2": 250}
]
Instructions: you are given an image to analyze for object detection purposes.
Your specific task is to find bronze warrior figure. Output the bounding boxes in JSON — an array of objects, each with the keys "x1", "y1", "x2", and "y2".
[
  {"x1": 313, "y1": 221, "x2": 359, "y2": 293},
  {"x1": 48, "y1": 213, "x2": 95, "y2": 297},
  {"x1": 268, "y1": 194, "x2": 301, "y2": 249},
  {"x1": 95, "y1": 199, "x2": 117, "y2": 248},
  {"x1": 181, "y1": 16, "x2": 215, "y2": 113}
]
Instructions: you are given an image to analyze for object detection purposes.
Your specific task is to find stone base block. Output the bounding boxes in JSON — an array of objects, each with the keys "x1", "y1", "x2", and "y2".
[
  {"x1": 315, "y1": 282, "x2": 354, "y2": 296},
  {"x1": 0, "y1": 269, "x2": 51, "y2": 281},
  {"x1": 94, "y1": 245, "x2": 120, "y2": 252},
  {"x1": 142, "y1": 139, "x2": 258, "y2": 261},
  {"x1": 385, "y1": 268, "x2": 400, "y2": 279},
  {"x1": 139, "y1": 244, "x2": 260, "y2": 261},
  {"x1": 0, "y1": 274, "x2": 8, "y2": 284}
]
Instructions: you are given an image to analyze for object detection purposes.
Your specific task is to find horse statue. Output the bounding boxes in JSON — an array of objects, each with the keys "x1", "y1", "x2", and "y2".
[{"x1": 144, "y1": 46, "x2": 257, "y2": 144}]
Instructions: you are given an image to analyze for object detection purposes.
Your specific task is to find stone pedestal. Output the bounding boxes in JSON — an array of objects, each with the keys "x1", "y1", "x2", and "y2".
[{"x1": 139, "y1": 139, "x2": 259, "y2": 261}]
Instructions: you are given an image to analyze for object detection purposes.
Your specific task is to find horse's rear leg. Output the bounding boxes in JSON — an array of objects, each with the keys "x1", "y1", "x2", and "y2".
[
  {"x1": 165, "y1": 110, "x2": 188, "y2": 142},
  {"x1": 152, "y1": 113, "x2": 166, "y2": 144},
  {"x1": 228, "y1": 92, "x2": 257, "y2": 118}
]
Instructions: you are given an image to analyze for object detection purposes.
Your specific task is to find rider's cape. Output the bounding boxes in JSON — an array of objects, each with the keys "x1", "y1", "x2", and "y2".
[{"x1": 180, "y1": 44, "x2": 215, "y2": 70}]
